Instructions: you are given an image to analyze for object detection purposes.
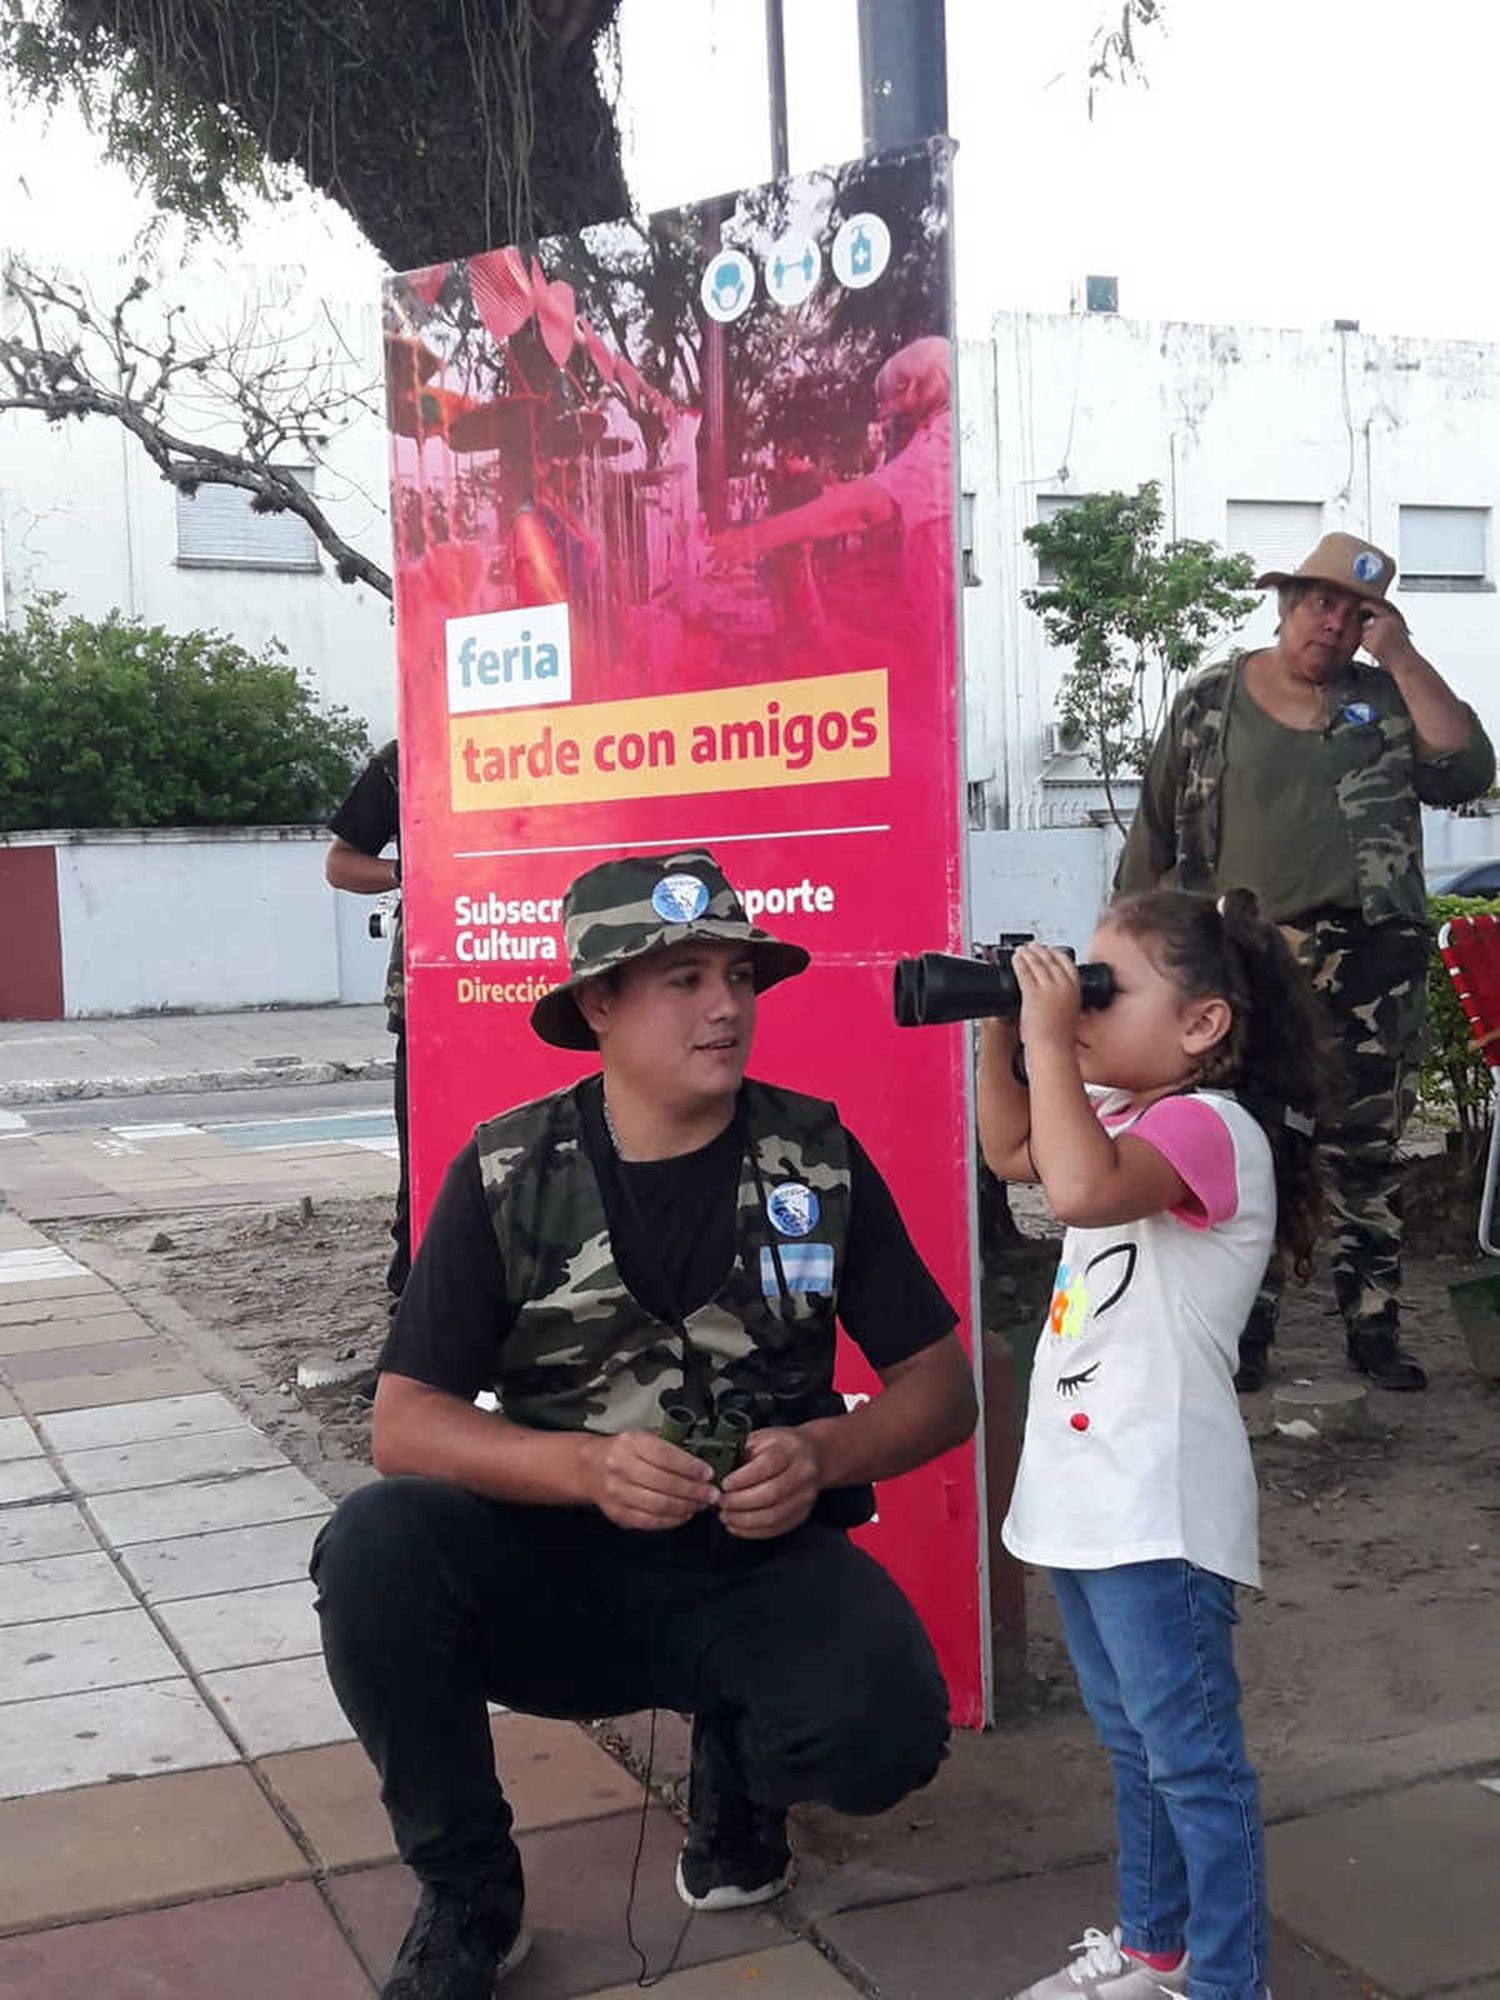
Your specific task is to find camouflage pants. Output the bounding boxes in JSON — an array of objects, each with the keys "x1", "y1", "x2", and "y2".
[{"x1": 1247, "y1": 915, "x2": 1428, "y2": 1347}]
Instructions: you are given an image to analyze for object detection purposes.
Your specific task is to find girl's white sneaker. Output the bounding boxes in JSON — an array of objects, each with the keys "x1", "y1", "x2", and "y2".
[{"x1": 1011, "y1": 1926, "x2": 1190, "y2": 2000}]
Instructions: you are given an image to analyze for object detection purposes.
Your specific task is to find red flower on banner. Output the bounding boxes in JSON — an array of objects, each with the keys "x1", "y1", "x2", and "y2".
[
  {"x1": 534, "y1": 278, "x2": 578, "y2": 369},
  {"x1": 405, "y1": 265, "x2": 449, "y2": 309},
  {"x1": 468, "y1": 247, "x2": 534, "y2": 344},
  {"x1": 580, "y1": 321, "x2": 616, "y2": 384},
  {"x1": 613, "y1": 356, "x2": 643, "y2": 409}
]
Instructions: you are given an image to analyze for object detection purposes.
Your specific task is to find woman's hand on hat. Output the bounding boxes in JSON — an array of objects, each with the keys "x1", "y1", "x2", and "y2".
[
  {"x1": 716, "y1": 1427, "x2": 823, "y2": 1540},
  {"x1": 586, "y1": 1429, "x2": 715, "y2": 1531},
  {"x1": 1357, "y1": 602, "x2": 1415, "y2": 671}
]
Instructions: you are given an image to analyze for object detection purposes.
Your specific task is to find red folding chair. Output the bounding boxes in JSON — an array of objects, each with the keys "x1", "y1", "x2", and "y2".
[{"x1": 1437, "y1": 913, "x2": 1500, "y2": 1255}]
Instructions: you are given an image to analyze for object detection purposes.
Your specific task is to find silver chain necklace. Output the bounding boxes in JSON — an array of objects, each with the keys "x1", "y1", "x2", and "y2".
[{"x1": 601, "y1": 1092, "x2": 625, "y2": 1158}]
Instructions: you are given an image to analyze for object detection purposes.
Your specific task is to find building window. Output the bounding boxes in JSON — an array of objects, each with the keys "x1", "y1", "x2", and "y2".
[
  {"x1": 1033, "y1": 493, "x2": 1099, "y2": 585},
  {"x1": 1225, "y1": 500, "x2": 1322, "y2": 576},
  {"x1": 1399, "y1": 505, "x2": 1491, "y2": 589},
  {"x1": 175, "y1": 470, "x2": 320, "y2": 572}
]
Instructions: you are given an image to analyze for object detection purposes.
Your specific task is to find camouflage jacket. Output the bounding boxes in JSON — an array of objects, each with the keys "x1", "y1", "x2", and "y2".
[
  {"x1": 1116, "y1": 653, "x2": 1495, "y2": 927},
  {"x1": 473, "y1": 1078, "x2": 854, "y2": 1437}
]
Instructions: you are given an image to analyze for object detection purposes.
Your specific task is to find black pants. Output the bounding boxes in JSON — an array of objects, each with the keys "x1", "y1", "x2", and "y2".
[
  {"x1": 386, "y1": 1024, "x2": 411, "y2": 1301},
  {"x1": 310, "y1": 1477, "x2": 950, "y2": 1907}
]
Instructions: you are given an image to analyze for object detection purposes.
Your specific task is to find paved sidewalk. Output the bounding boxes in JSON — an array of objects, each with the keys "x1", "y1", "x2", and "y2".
[
  {"x1": 0, "y1": 1091, "x2": 1497, "y2": 1995},
  {"x1": 0, "y1": 1005, "x2": 393, "y2": 1105}
]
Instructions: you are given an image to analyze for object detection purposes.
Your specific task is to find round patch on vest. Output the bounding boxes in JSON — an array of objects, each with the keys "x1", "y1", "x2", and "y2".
[
  {"x1": 651, "y1": 873, "x2": 710, "y2": 923},
  {"x1": 1352, "y1": 550, "x2": 1384, "y2": 584},
  {"x1": 1342, "y1": 700, "x2": 1376, "y2": 725},
  {"x1": 767, "y1": 1181, "x2": 820, "y2": 1237}
]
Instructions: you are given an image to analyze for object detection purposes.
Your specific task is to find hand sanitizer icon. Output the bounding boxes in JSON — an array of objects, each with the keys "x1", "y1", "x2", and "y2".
[{"x1": 850, "y1": 226, "x2": 872, "y2": 277}]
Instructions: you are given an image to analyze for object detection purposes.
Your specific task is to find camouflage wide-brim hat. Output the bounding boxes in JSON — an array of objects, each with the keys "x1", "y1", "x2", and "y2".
[{"x1": 530, "y1": 848, "x2": 811, "y2": 1050}]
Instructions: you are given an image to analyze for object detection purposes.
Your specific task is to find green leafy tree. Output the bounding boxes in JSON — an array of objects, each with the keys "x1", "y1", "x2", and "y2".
[
  {"x1": 1023, "y1": 482, "x2": 1256, "y2": 831},
  {"x1": 0, "y1": 600, "x2": 369, "y2": 829}
]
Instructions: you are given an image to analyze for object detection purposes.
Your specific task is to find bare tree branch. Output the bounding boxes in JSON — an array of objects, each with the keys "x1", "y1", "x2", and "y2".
[{"x1": 0, "y1": 256, "x2": 392, "y2": 597}]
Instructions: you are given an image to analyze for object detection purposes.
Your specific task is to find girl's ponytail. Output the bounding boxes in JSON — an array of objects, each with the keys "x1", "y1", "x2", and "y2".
[{"x1": 1110, "y1": 888, "x2": 1332, "y2": 1282}]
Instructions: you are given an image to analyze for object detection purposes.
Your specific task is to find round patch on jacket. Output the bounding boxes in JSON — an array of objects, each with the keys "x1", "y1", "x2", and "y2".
[
  {"x1": 1342, "y1": 700, "x2": 1376, "y2": 725},
  {"x1": 651, "y1": 873, "x2": 710, "y2": 922},
  {"x1": 767, "y1": 1181, "x2": 820, "y2": 1236}
]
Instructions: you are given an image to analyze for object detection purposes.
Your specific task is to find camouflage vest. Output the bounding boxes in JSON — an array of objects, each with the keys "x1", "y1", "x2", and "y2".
[
  {"x1": 1169, "y1": 653, "x2": 1429, "y2": 928},
  {"x1": 474, "y1": 1078, "x2": 853, "y2": 1436},
  {"x1": 375, "y1": 741, "x2": 404, "y2": 1022}
]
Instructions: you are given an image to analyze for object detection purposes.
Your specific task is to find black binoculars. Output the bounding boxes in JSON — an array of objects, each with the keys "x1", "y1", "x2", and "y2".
[
  {"x1": 892, "y1": 944, "x2": 1116, "y2": 1027},
  {"x1": 659, "y1": 1402, "x2": 751, "y2": 1481}
]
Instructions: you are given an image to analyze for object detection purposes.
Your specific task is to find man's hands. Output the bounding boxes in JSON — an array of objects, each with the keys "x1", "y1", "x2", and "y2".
[
  {"x1": 718, "y1": 1428, "x2": 824, "y2": 1539},
  {"x1": 584, "y1": 1425, "x2": 824, "y2": 1538},
  {"x1": 586, "y1": 1430, "x2": 715, "y2": 1532}
]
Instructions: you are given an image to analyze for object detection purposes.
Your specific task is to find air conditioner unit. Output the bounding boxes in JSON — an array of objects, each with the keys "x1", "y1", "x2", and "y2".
[{"x1": 1042, "y1": 721, "x2": 1086, "y2": 759}]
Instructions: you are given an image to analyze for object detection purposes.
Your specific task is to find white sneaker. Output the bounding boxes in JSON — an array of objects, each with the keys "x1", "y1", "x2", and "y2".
[{"x1": 1011, "y1": 1926, "x2": 1189, "y2": 2000}]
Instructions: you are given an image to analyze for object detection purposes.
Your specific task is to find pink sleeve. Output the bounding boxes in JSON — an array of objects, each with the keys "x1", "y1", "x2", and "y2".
[{"x1": 1128, "y1": 1096, "x2": 1240, "y2": 1230}]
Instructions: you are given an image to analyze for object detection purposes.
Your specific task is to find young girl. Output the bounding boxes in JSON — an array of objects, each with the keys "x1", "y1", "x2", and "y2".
[{"x1": 978, "y1": 889, "x2": 1326, "y2": 2000}]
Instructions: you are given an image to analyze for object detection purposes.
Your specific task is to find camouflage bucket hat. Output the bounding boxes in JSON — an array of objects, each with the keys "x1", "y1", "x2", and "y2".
[{"x1": 530, "y1": 848, "x2": 811, "y2": 1050}]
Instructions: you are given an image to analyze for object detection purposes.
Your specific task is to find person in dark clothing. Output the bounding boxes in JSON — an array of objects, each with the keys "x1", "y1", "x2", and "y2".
[
  {"x1": 310, "y1": 846, "x2": 976, "y2": 2000},
  {"x1": 326, "y1": 740, "x2": 409, "y2": 1302}
]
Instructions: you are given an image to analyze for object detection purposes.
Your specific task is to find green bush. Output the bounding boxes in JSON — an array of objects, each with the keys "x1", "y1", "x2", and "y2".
[
  {"x1": 1422, "y1": 891, "x2": 1500, "y2": 1151},
  {"x1": 0, "y1": 601, "x2": 370, "y2": 830}
]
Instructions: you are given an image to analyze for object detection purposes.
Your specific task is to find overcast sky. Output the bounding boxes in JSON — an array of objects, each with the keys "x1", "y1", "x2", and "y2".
[{"x1": 3, "y1": 0, "x2": 1497, "y2": 346}]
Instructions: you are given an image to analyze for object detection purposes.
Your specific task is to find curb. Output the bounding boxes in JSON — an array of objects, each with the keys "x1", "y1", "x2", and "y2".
[{"x1": 0, "y1": 1056, "x2": 396, "y2": 1107}]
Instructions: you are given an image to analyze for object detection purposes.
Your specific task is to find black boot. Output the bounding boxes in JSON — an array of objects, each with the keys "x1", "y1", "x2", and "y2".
[
  {"x1": 382, "y1": 1878, "x2": 529, "y2": 1999},
  {"x1": 675, "y1": 1712, "x2": 792, "y2": 1912},
  {"x1": 1234, "y1": 1341, "x2": 1270, "y2": 1394},
  {"x1": 1347, "y1": 1326, "x2": 1427, "y2": 1392}
]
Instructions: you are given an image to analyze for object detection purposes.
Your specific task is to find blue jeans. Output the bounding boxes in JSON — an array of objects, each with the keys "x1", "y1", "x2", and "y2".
[{"x1": 1049, "y1": 1562, "x2": 1268, "y2": 2000}]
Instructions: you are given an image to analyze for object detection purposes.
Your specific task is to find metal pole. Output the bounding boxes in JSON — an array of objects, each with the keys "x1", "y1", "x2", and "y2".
[
  {"x1": 857, "y1": 0, "x2": 948, "y2": 154},
  {"x1": 765, "y1": 0, "x2": 790, "y2": 180}
]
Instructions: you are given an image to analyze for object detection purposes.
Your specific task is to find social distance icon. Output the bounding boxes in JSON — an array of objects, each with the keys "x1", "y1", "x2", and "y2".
[{"x1": 764, "y1": 232, "x2": 821, "y2": 309}]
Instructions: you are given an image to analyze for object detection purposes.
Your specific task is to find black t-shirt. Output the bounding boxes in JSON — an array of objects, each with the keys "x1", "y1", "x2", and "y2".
[
  {"x1": 328, "y1": 743, "x2": 399, "y2": 859},
  {"x1": 380, "y1": 1076, "x2": 957, "y2": 1401}
]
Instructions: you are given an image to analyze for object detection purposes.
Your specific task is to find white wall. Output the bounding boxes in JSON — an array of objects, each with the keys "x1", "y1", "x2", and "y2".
[{"x1": 50, "y1": 829, "x2": 382, "y2": 1015}]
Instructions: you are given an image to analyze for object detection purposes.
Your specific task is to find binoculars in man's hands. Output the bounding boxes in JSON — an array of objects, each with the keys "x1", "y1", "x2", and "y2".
[
  {"x1": 892, "y1": 942, "x2": 1116, "y2": 1027},
  {"x1": 659, "y1": 1402, "x2": 751, "y2": 1481}
]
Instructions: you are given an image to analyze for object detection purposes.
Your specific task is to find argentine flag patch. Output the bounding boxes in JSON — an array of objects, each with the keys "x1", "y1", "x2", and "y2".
[{"x1": 760, "y1": 1242, "x2": 834, "y2": 1295}]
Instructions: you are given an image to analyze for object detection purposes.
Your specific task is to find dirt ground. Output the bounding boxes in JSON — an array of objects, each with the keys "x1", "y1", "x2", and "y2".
[{"x1": 56, "y1": 1155, "x2": 1500, "y2": 1780}]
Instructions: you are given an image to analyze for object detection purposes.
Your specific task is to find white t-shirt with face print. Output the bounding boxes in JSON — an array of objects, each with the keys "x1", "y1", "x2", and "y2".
[{"x1": 1001, "y1": 1088, "x2": 1275, "y2": 1589}]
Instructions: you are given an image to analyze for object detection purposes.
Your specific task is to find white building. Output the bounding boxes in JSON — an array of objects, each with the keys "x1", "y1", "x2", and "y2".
[
  {"x1": 958, "y1": 308, "x2": 1500, "y2": 833},
  {"x1": 0, "y1": 253, "x2": 398, "y2": 743}
]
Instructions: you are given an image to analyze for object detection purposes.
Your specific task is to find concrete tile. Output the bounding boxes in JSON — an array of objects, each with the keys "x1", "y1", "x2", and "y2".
[
  {"x1": 58, "y1": 1424, "x2": 288, "y2": 1495},
  {"x1": 261, "y1": 1713, "x2": 643, "y2": 1873},
  {"x1": 0, "y1": 1549, "x2": 135, "y2": 1625},
  {"x1": 0, "y1": 1499, "x2": 97, "y2": 1564},
  {"x1": 0, "y1": 1310, "x2": 155, "y2": 1355},
  {"x1": 88, "y1": 1464, "x2": 329, "y2": 1547},
  {"x1": 0, "y1": 1882, "x2": 370, "y2": 1995},
  {"x1": 0, "y1": 1455, "x2": 63, "y2": 1502},
  {"x1": 0, "y1": 1384, "x2": 18, "y2": 1417},
  {"x1": 818, "y1": 1859, "x2": 1366, "y2": 2000},
  {"x1": 0, "y1": 1289, "x2": 133, "y2": 1327},
  {"x1": 588, "y1": 1945, "x2": 863, "y2": 1998},
  {"x1": 17, "y1": 1362, "x2": 213, "y2": 1413},
  {"x1": 0, "y1": 1274, "x2": 111, "y2": 1306},
  {"x1": 328, "y1": 1811, "x2": 790, "y2": 1998},
  {"x1": 203, "y1": 1652, "x2": 355, "y2": 1754},
  {"x1": 155, "y1": 1577, "x2": 321, "y2": 1672},
  {"x1": 1269, "y1": 1779, "x2": 1500, "y2": 1995},
  {"x1": 0, "y1": 1247, "x2": 92, "y2": 1286},
  {"x1": 4, "y1": 1334, "x2": 181, "y2": 1381},
  {"x1": 0, "y1": 1678, "x2": 236, "y2": 1797},
  {"x1": 0, "y1": 1768, "x2": 311, "y2": 1934},
  {"x1": 116, "y1": 1513, "x2": 329, "y2": 1602},
  {"x1": 0, "y1": 1604, "x2": 179, "y2": 1701},
  {"x1": 0, "y1": 1414, "x2": 41, "y2": 1460},
  {"x1": 38, "y1": 1390, "x2": 248, "y2": 1452}
]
